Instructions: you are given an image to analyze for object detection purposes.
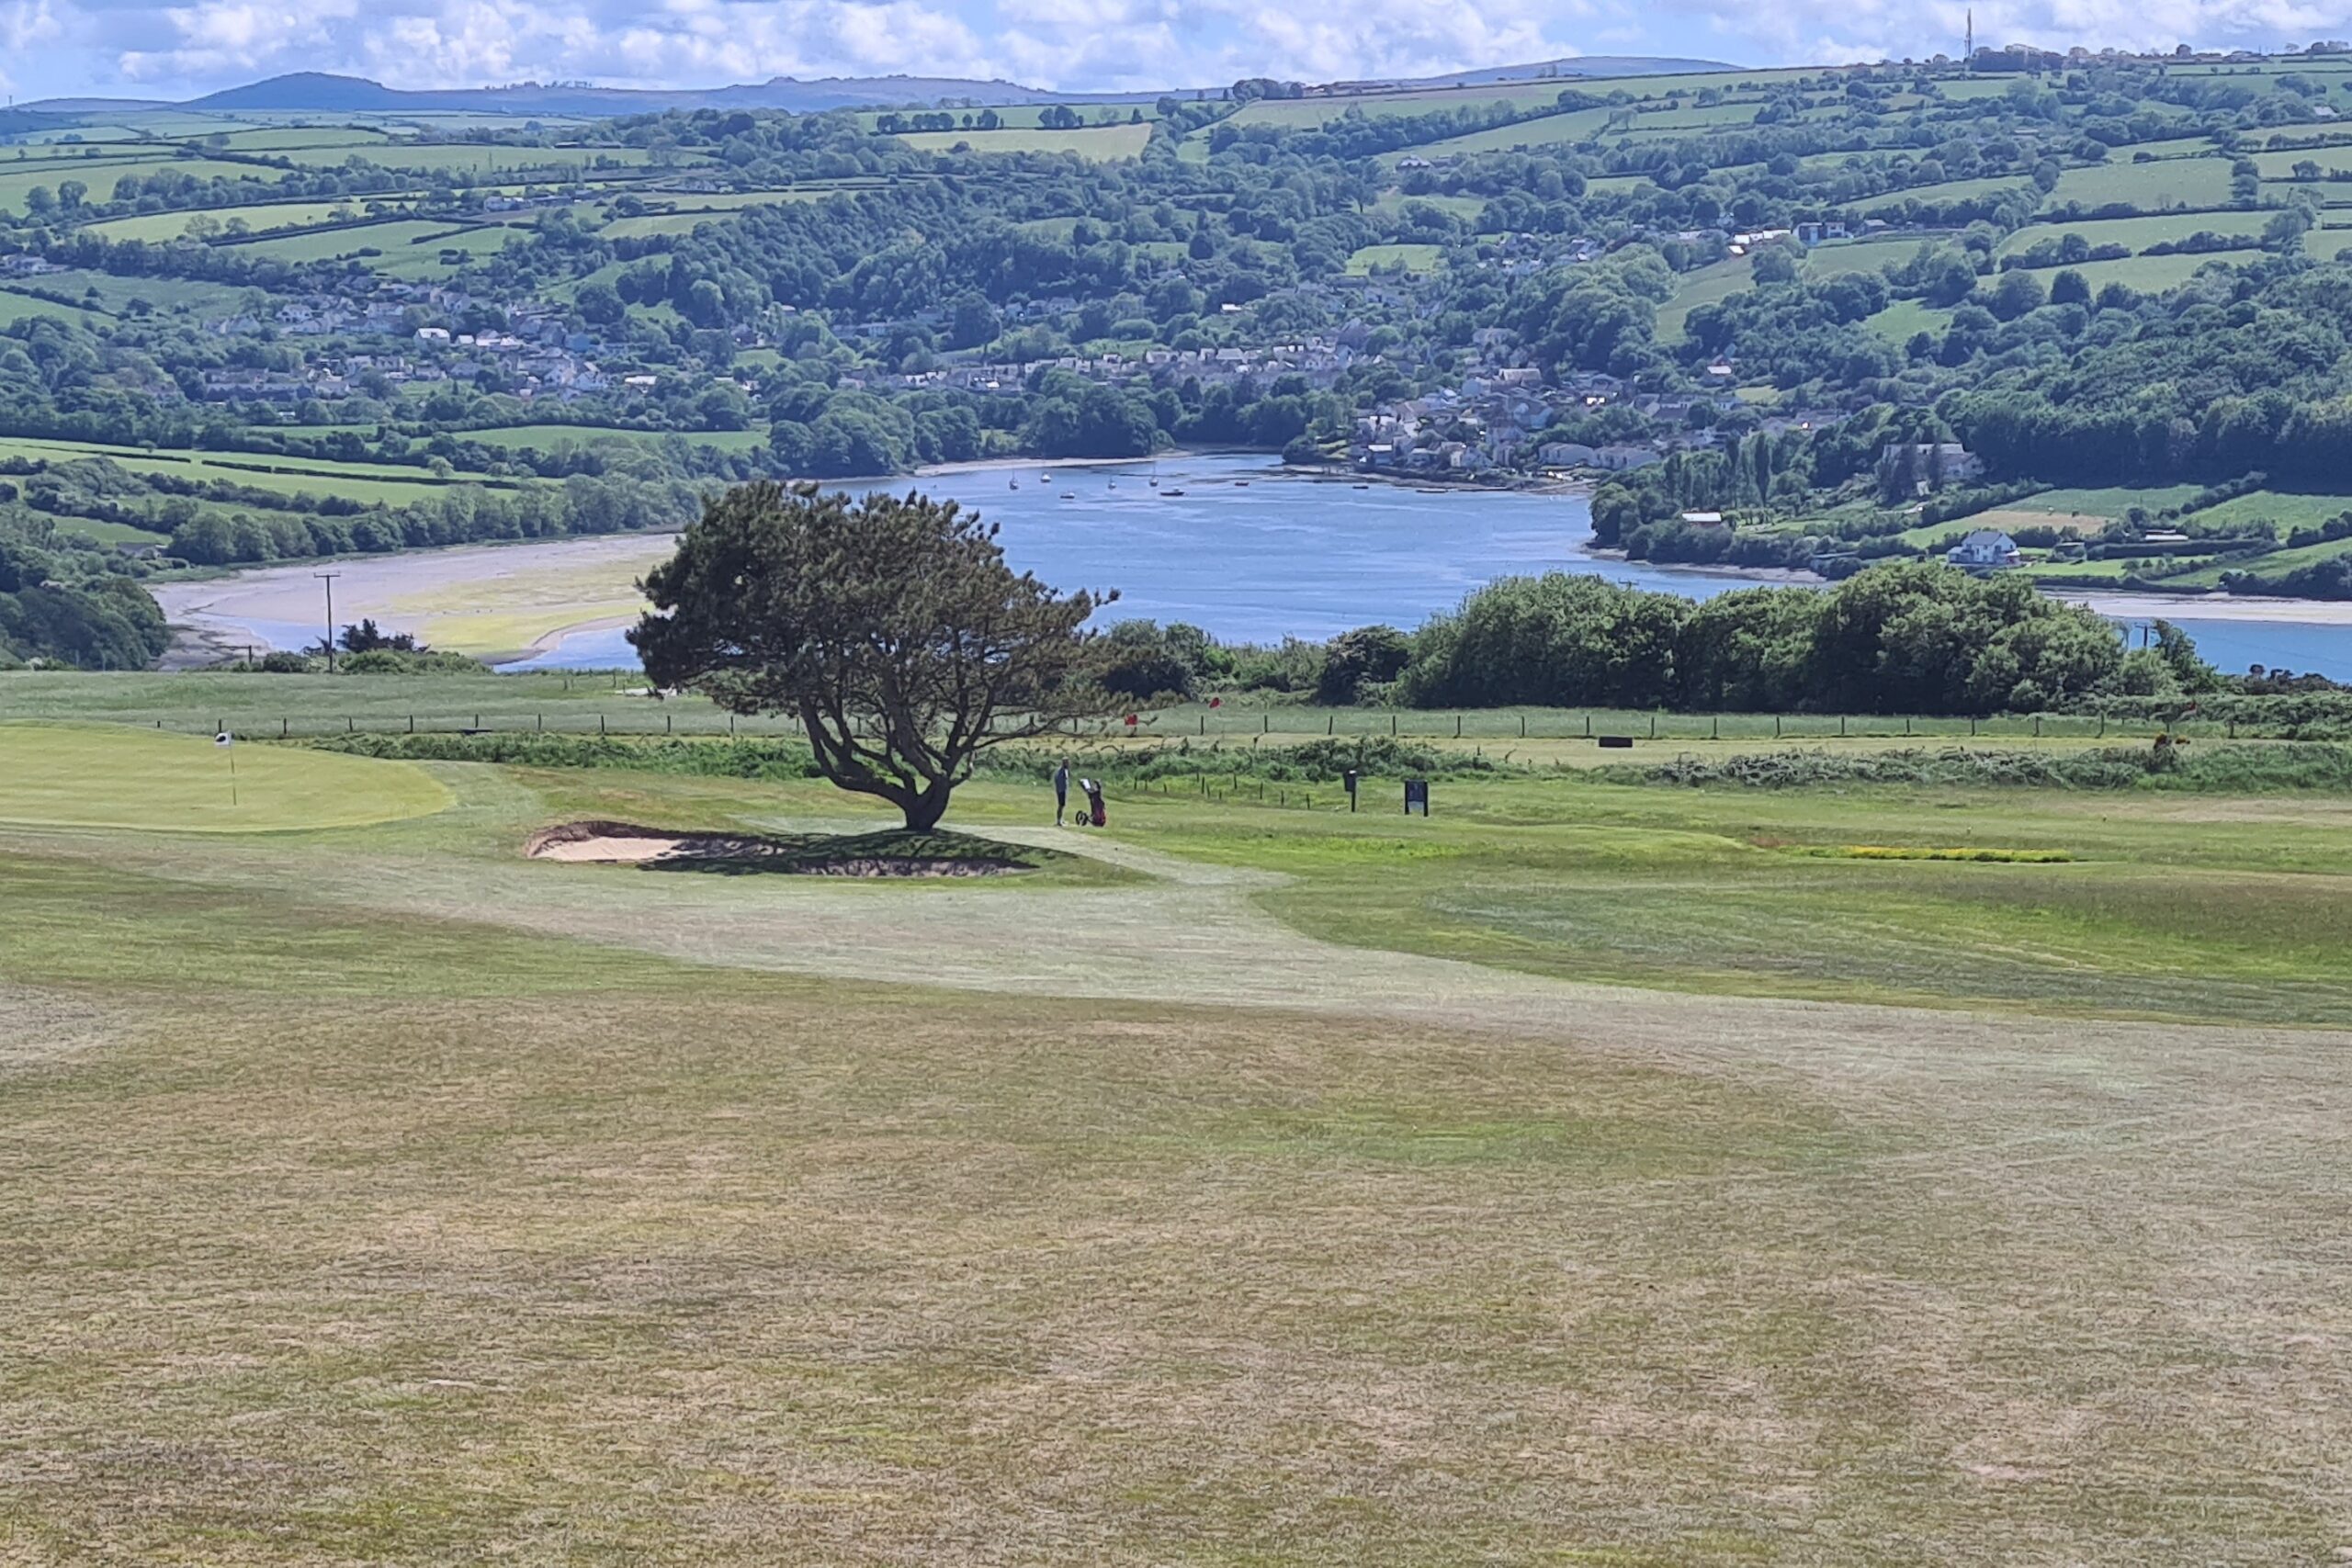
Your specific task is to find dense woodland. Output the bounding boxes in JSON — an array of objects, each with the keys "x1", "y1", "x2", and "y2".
[{"x1": 10, "y1": 47, "x2": 2352, "y2": 669}]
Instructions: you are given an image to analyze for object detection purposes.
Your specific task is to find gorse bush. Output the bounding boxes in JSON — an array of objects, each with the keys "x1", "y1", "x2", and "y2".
[
  {"x1": 308, "y1": 733, "x2": 824, "y2": 778},
  {"x1": 1611, "y1": 743, "x2": 2352, "y2": 792},
  {"x1": 1396, "y1": 562, "x2": 2155, "y2": 716},
  {"x1": 987, "y1": 735, "x2": 1502, "y2": 784}
]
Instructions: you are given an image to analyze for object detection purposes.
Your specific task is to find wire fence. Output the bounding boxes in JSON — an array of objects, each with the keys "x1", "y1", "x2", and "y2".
[{"x1": 125, "y1": 704, "x2": 2286, "y2": 745}]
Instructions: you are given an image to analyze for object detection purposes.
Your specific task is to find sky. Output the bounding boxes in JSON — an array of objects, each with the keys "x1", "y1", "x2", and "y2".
[{"x1": 7, "y1": 0, "x2": 2349, "y2": 104}]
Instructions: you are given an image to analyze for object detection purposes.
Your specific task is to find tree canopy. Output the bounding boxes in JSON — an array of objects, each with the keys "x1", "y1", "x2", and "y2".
[{"x1": 632, "y1": 482, "x2": 1111, "y2": 829}]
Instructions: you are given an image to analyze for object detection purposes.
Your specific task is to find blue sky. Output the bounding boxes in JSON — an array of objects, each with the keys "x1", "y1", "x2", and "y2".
[{"x1": 7, "y1": 0, "x2": 2343, "y2": 104}]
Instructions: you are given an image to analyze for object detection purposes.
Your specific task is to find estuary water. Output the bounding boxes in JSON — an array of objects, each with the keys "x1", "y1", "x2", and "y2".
[
  {"x1": 511, "y1": 453, "x2": 2352, "y2": 678},
  {"x1": 157, "y1": 450, "x2": 2352, "y2": 678}
]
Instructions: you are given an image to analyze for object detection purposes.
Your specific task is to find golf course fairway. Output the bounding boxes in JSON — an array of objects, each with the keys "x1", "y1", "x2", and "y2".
[{"x1": 0, "y1": 722, "x2": 451, "y2": 831}]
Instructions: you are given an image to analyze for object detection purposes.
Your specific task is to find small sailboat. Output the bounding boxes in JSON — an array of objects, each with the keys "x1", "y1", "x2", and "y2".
[
  {"x1": 1009, "y1": 479, "x2": 1019, "y2": 490},
  {"x1": 1161, "y1": 488, "x2": 1186, "y2": 497},
  {"x1": 1060, "y1": 491, "x2": 1076, "y2": 500}
]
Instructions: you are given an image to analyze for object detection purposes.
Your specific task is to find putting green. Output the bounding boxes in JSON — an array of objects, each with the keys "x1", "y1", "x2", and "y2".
[{"x1": 0, "y1": 723, "x2": 451, "y2": 832}]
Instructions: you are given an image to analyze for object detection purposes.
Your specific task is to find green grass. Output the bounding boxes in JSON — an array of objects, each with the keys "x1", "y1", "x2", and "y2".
[
  {"x1": 0, "y1": 289, "x2": 101, "y2": 326},
  {"x1": 858, "y1": 105, "x2": 1160, "y2": 131},
  {"x1": 1342, "y1": 242, "x2": 1443, "y2": 275},
  {"x1": 79, "y1": 197, "x2": 421, "y2": 243},
  {"x1": 452, "y1": 423, "x2": 771, "y2": 455},
  {"x1": 1858, "y1": 174, "x2": 2036, "y2": 212},
  {"x1": 4, "y1": 698, "x2": 2352, "y2": 1560},
  {"x1": 1804, "y1": 236, "x2": 1934, "y2": 277},
  {"x1": 1997, "y1": 209, "x2": 2269, "y2": 255},
  {"x1": 1863, "y1": 296, "x2": 1953, "y2": 344},
  {"x1": 304, "y1": 142, "x2": 679, "y2": 175},
  {"x1": 212, "y1": 216, "x2": 496, "y2": 267},
  {"x1": 2253, "y1": 147, "x2": 2352, "y2": 179},
  {"x1": 2004, "y1": 252, "x2": 2239, "y2": 292},
  {"x1": 1657, "y1": 255, "x2": 1754, "y2": 341},
  {"x1": 46, "y1": 517, "x2": 170, "y2": 547},
  {"x1": 896, "y1": 124, "x2": 1152, "y2": 159},
  {"x1": 2160, "y1": 530, "x2": 2352, "y2": 590},
  {"x1": 2170, "y1": 490, "x2": 2352, "y2": 533},
  {"x1": 0, "y1": 157, "x2": 267, "y2": 215},
  {"x1": 0, "y1": 435, "x2": 526, "y2": 505},
  {"x1": 1368, "y1": 189, "x2": 1487, "y2": 219},
  {"x1": 0, "y1": 269, "x2": 255, "y2": 317},
  {"x1": 0, "y1": 721, "x2": 451, "y2": 830},
  {"x1": 1995, "y1": 484, "x2": 2204, "y2": 521},
  {"x1": 1386, "y1": 105, "x2": 1616, "y2": 159},
  {"x1": 2041, "y1": 156, "x2": 2234, "y2": 211}
]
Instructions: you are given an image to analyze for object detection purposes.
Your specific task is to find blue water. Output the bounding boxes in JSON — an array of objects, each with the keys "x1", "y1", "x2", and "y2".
[{"x1": 371, "y1": 451, "x2": 2352, "y2": 680}]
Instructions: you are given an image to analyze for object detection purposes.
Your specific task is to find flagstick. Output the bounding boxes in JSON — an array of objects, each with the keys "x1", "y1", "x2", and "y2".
[{"x1": 228, "y1": 744, "x2": 237, "y2": 807}]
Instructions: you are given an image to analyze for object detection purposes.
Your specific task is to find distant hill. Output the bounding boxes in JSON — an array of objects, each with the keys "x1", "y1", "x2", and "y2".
[
  {"x1": 171, "y1": 71, "x2": 1149, "y2": 118},
  {"x1": 1398, "y1": 56, "x2": 1741, "y2": 87},
  {"x1": 28, "y1": 56, "x2": 1747, "y2": 122}
]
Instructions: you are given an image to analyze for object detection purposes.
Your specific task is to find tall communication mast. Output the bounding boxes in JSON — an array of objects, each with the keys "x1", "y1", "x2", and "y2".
[{"x1": 1965, "y1": 9, "x2": 1974, "y2": 62}]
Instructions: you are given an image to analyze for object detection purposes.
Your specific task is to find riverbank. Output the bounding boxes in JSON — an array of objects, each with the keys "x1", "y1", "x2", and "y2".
[
  {"x1": 139, "y1": 452, "x2": 2352, "y2": 679},
  {"x1": 152, "y1": 533, "x2": 680, "y2": 668}
]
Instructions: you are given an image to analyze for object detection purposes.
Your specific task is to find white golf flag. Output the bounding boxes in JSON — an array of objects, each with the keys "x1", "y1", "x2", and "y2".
[{"x1": 215, "y1": 732, "x2": 234, "y2": 747}]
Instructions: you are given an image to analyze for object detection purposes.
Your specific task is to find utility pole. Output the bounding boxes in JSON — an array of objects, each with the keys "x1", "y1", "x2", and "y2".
[
  {"x1": 1965, "y1": 8, "x2": 1973, "y2": 63},
  {"x1": 315, "y1": 571, "x2": 341, "y2": 672}
]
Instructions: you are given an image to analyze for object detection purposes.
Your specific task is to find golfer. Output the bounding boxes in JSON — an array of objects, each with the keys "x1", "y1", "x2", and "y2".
[{"x1": 1053, "y1": 758, "x2": 1070, "y2": 826}]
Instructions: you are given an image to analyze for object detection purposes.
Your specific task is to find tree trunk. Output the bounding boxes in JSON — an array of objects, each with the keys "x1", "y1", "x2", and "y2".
[{"x1": 900, "y1": 785, "x2": 952, "y2": 833}]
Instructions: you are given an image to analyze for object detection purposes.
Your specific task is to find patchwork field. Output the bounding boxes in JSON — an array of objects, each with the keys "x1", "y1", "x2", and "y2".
[
  {"x1": 0, "y1": 436, "x2": 526, "y2": 506},
  {"x1": 80, "y1": 198, "x2": 424, "y2": 242},
  {"x1": 1657, "y1": 254, "x2": 1754, "y2": 340},
  {"x1": 1998, "y1": 209, "x2": 2269, "y2": 254},
  {"x1": 1342, "y1": 242, "x2": 1443, "y2": 275},
  {"x1": 2041, "y1": 156, "x2": 2234, "y2": 211},
  {"x1": 897, "y1": 124, "x2": 1153, "y2": 159},
  {"x1": 6, "y1": 700, "x2": 2352, "y2": 1562},
  {"x1": 1378, "y1": 105, "x2": 1615, "y2": 159},
  {"x1": 0, "y1": 157, "x2": 270, "y2": 215}
]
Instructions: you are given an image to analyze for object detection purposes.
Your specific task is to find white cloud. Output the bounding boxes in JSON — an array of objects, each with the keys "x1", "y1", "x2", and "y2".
[{"x1": 35, "y1": 0, "x2": 2352, "y2": 101}]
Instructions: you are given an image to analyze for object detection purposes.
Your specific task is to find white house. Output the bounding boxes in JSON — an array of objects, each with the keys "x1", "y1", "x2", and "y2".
[
  {"x1": 1947, "y1": 529, "x2": 2021, "y2": 570},
  {"x1": 1591, "y1": 445, "x2": 1662, "y2": 472}
]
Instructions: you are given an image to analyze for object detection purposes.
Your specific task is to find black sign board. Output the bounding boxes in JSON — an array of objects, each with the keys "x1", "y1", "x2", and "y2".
[{"x1": 1404, "y1": 779, "x2": 1430, "y2": 816}]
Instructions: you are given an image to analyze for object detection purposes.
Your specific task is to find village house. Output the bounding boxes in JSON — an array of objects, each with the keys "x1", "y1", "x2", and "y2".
[{"x1": 1947, "y1": 529, "x2": 2021, "y2": 570}]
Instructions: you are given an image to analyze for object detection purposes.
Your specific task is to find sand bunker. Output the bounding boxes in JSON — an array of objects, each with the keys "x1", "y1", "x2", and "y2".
[{"x1": 525, "y1": 821, "x2": 1023, "y2": 876}]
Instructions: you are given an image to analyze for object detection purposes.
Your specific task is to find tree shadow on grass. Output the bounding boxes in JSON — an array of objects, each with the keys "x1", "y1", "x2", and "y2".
[{"x1": 642, "y1": 827, "x2": 1044, "y2": 877}]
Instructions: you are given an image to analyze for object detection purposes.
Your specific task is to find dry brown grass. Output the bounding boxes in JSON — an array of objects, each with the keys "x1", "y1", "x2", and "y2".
[{"x1": 6, "y1": 764, "x2": 2352, "y2": 1562}]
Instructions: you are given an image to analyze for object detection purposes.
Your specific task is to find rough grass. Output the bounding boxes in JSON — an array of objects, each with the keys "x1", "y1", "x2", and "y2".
[{"x1": 6, "y1": 751, "x2": 2352, "y2": 1561}]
